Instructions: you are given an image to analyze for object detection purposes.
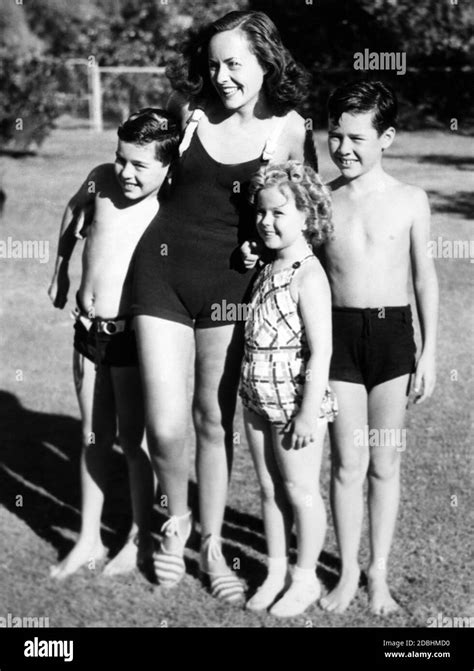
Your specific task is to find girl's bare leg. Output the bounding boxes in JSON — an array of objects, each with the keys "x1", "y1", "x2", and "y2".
[
  {"x1": 269, "y1": 419, "x2": 328, "y2": 617},
  {"x1": 272, "y1": 420, "x2": 327, "y2": 571},
  {"x1": 244, "y1": 408, "x2": 292, "y2": 610}
]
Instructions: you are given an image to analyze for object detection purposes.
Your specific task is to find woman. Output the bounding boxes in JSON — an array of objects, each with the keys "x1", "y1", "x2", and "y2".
[{"x1": 132, "y1": 10, "x2": 317, "y2": 602}]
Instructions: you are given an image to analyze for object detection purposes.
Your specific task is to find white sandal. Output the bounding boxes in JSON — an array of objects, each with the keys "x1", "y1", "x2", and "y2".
[
  {"x1": 200, "y1": 534, "x2": 245, "y2": 603},
  {"x1": 154, "y1": 511, "x2": 192, "y2": 588}
]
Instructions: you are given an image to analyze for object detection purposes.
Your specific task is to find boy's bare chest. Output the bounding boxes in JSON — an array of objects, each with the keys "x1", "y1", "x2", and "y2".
[
  {"x1": 331, "y1": 197, "x2": 411, "y2": 255},
  {"x1": 88, "y1": 197, "x2": 157, "y2": 251}
]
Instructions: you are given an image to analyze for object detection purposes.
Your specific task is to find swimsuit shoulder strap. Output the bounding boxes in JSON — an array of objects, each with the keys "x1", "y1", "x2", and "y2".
[
  {"x1": 261, "y1": 113, "x2": 291, "y2": 163},
  {"x1": 285, "y1": 253, "x2": 316, "y2": 284},
  {"x1": 178, "y1": 108, "x2": 205, "y2": 157},
  {"x1": 299, "y1": 253, "x2": 317, "y2": 266},
  {"x1": 180, "y1": 109, "x2": 290, "y2": 161}
]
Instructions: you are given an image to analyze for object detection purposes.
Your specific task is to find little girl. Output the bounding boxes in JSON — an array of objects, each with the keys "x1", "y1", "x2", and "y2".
[{"x1": 240, "y1": 161, "x2": 338, "y2": 617}]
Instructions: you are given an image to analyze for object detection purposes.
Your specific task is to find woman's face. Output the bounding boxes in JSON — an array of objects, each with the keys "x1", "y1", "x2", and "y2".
[{"x1": 208, "y1": 29, "x2": 266, "y2": 111}]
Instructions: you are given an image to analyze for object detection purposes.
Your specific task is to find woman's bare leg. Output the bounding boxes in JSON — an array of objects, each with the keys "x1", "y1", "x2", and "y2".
[
  {"x1": 194, "y1": 323, "x2": 243, "y2": 573},
  {"x1": 135, "y1": 316, "x2": 194, "y2": 555}
]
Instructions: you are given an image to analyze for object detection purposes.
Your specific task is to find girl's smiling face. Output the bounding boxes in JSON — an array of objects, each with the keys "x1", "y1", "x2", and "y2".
[
  {"x1": 208, "y1": 29, "x2": 266, "y2": 111},
  {"x1": 256, "y1": 186, "x2": 307, "y2": 250}
]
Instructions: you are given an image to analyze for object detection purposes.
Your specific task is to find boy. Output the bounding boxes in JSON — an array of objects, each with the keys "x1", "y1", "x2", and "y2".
[
  {"x1": 48, "y1": 108, "x2": 180, "y2": 579},
  {"x1": 319, "y1": 81, "x2": 438, "y2": 614}
]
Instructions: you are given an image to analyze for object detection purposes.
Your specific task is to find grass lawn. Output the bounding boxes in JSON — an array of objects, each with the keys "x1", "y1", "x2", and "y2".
[{"x1": 0, "y1": 120, "x2": 472, "y2": 628}]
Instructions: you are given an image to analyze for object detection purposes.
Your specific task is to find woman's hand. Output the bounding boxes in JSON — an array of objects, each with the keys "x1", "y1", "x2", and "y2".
[{"x1": 240, "y1": 240, "x2": 261, "y2": 269}]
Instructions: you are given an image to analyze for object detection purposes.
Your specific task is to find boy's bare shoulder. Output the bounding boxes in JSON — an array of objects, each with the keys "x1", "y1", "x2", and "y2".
[
  {"x1": 396, "y1": 180, "x2": 428, "y2": 200},
  {"x1": 88, "y1": 163, "x2": 129, "y2": 203},
  {"x1": 87, "y1": 163, "x2": 116, "y2": 188},
  {"x1": 69, "y1": 164, "x2": 114, "y2": 209},
  {"x1": 390, "y1": 178, "x2": 430, "y2": 213}
]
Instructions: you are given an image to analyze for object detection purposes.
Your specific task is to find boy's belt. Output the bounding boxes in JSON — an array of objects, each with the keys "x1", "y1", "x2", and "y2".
[{"x1": 71, "y1": 305, "x2": 129, "y2": 335}]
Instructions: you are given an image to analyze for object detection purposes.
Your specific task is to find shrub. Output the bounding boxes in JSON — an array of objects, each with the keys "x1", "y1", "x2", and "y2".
[{"x1": 0, "y1": 52, "x2": 63, "y2": 151}]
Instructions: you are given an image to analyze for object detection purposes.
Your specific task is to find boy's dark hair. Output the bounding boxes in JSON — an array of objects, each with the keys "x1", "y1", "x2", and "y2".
[
  {"x1": 327, "y1": 80, "x2": 398, "y2": 135},
  {"x1": 117, "y1": 108, "x2": 181, "y2": 166},
  {"x1": 166, "y1": 10, "x2": 309, "y2": 115}
]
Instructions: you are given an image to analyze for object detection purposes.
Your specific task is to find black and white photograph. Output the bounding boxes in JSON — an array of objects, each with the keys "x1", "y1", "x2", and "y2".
[{"x1": 0, "y1": 0, "x2": 472, "y2": 664}]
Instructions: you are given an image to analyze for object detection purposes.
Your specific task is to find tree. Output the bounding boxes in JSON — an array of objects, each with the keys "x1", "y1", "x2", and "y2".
[
  {"x1": 0, "y1": 0, "x2": 61, "y2": 150},
  {"x1": 0, "y1": 0, "x2": 43, "y2": 53},
  {"x1": 0, "y1": 53, "x2": 62, "y2": 150},
  {"x1": 248, "y1": 0, "x2": 474, "y2": 128},
  {"x1": 22, "y1": 0, "x2": 249, "y2": 123}
]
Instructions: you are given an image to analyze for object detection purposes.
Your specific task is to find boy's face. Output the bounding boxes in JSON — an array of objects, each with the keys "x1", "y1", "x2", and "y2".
[
  {"x1": 256, "y1": 186, "x2": 306, "y2": 250},
  {"x1": 114, "y1": 140, "x2": 169, "y2": 200},
  {"x1": 328, "y1": 111, "x2": 394, "y2": 180}
]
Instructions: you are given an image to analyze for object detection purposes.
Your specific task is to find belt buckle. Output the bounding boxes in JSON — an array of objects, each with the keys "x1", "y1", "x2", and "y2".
[{"x1": 102, "y1": 320, "x2": 118, "y2": 335}]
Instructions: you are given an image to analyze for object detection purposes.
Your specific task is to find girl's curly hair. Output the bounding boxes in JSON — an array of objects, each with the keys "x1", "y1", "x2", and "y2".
[
  {"x1": 248, "y1": 161, "x2": 333, "y2": 249},
  {"x1": 166, "y1": 11, "x2": 310, "y2": 115}
]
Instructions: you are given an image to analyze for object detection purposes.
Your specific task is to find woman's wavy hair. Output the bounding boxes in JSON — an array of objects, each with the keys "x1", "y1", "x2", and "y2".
[
  {"x1": 248, "y1": 161, "x2": 333, "y2": 249},
  {"x1": 166, "y1": 11, "x2": 310, "y2": 115}
]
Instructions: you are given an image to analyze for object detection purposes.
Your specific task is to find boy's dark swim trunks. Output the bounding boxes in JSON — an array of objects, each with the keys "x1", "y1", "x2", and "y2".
[
  {"x1": 329, "y1": 305, "x2": 416, "y2": 393},
  {"x1": 73, "y1": 320, "x2": 138, "y2": 367},
  {"x1": 72, "y1": 294, "x2": 138, "y2": 367}
]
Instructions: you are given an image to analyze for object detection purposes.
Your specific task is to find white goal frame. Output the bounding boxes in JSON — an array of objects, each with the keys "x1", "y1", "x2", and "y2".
[{"x1": 66, "y1": 60, "x2": 166, "y2": 132}]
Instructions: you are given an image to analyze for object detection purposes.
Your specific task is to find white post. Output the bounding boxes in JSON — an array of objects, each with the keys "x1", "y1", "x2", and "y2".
[{"x1": 89, "y1": 64, "x2": 103, "y2": 132}]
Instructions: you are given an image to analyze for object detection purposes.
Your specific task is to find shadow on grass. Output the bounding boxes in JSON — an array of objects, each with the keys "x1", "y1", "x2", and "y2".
[
  {"x1": 0, "y1": 390, "x2": 338, "y2": 591},
  {"x1": 427, "y1": 190, "x2": 474, "y2": 219},
  {"x1": 0, "y1": 148, "x2": 37, "y2": 158},
  {"x1": 417, "y1": 155, "x2": 474, "y2": 169},
  {"x1": 0, "y1": 390, "x2": 129, "y2": 559},
  {"x1": 389, "y1": 153, "x2": 474, "y2": 170}
]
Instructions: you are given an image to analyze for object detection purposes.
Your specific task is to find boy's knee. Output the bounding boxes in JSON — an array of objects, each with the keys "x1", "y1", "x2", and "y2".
[
  {"x1": 368, "y1": 454, "x2": 400, "y2": 482},
  {"x1": 333, "y1": 457, "x2": 366, "y2": 487}
]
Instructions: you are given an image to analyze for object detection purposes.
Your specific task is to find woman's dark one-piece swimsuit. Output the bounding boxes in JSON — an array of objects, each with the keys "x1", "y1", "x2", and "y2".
[{"x1": 131, "y1": 110, "x2": 291, "y2": 328}]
